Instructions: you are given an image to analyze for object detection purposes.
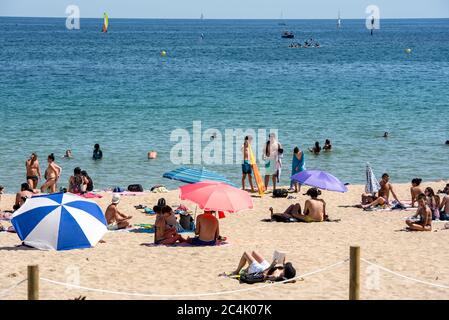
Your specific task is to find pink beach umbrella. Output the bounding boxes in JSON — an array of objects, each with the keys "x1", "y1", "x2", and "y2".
[{"x1": 179, "y1": 180, "x2": 253, "y2": 214}]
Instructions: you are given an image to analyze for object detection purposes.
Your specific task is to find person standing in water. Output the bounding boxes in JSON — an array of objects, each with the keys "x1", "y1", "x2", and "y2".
[
  {"x1": 263, "y1": 133, "x2": 282, "y2": 191},
  {"x1": 323, "y1": 139, "x2": 332, "y2": 152},
  {"x1": 41, "y1": 153, "x2": 62, "y2": 193},
  {"x1": 26, "y1": 153, "x2": 41, "y2": 189},
  {"x1": 92, "y1": 144, "x2": 103, "y2": 160},
  {"x1": 290, "y1": 146, "x2": 305, "y2": 193},
  {"x1": 309, "y1": 141, "x2": 321, "y2": 155},
  {"x1": 241, "y1": 136, "x2": 255, "y2": 192}
]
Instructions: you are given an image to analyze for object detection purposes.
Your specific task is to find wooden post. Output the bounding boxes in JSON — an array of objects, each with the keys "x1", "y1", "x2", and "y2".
[
  {"x1": 349, "y1": 246, "x2": 360, "y2": 300},
  {"x1": 28, "y1": 265, "x2": 39, "y2": 300}
]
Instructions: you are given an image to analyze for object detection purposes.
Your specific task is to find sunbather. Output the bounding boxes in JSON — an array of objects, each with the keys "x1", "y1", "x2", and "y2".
[
  {"x1": 439, "y1": 186, "x2": 449, "y2": 220},
  {"x1": 105, "y1": 194, "x2": 132, "y2": 230},
  {"x1": 187, "y1": 210, "x2": 219, "y2": 246},
  {"x1": 230, "y1": 251, "x2": 296, "y2": 282},
  {"x1": 410, "y1": 178, "x2": 423, "y2": 207},
  {"x1": 361, "y1": 173, "x2": 403, "y2": 209},
  {"x1": 154, "y1": 205, "x2": 186, "y2": 245},
  {"x1": 406, "y1": 193, "x2": 432, "y2": 231},
  {"x1": 269, "y1": 203, "x2": 302, "y2": 222}
]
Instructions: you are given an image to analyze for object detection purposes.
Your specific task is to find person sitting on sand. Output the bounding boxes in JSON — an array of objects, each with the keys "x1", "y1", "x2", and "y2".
[
  {"x1": 439, "y1": 186, "x2": 449, "y2": 220},
  {"x1": 323, "y1": 139, "x2": 332, "y2": 152},
  {"x1": 68, "y1": 167, "x2": 89, "y2": 194},
  {"x1": 13, "y1": 183, "x2": 36, "y2": 211},
  {"x1": 26, "y1": 153, "x2": 42, "y2": 190},
  {"x1": 41, "y1": 153, "x2": 61, "y2": 194},
  {"x1": 269, "y1": 203, "x2": 302, "y2": 222},
  {"x1": 406, "y1": 193, "x2": 432, "y2": 231},
  {"x1": 187, "y1": 210, "x2": 220, "y2": 246},
  {"x1": 230, "y1": 251, "x2": 296, "y2": 282},
  {"x1": 309, "y1": 141, "x2": 321, "y2": 155},
  {"x1": 154, "y1": 205, "x2": 186, "y2": 245},
  {"x1": 81, "y1": 170, "x2": 93, "y2": 192},
  {"x1": 361, "y1": 173, "x2": 403, "y2": 209},
  {"x1": 105, "y1": 194, "x2": 132, "y2": 230},
  {"x1": 410, "y1": 178, "x2": 423, "y2": 207},
  {"x1": 300, "y1": 188, "x2": 327, "y2": 222},
  {"x1": 424, "y1": 187, "x2": 440, "y2": 220}
]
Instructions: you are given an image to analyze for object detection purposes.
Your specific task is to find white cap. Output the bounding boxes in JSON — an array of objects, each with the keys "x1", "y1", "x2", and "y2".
[{"x1": 112, "y1": 194, "x2": 121, "y2": 204}]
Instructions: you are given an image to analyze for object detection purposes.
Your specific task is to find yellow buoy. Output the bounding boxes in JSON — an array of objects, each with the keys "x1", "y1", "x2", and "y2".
[
  {"x1": 160, "y1": 50, "x2": 167, "y2": 57},
  {"x1": 405, "y1": 48, "x2": 412, "y2": 54}
]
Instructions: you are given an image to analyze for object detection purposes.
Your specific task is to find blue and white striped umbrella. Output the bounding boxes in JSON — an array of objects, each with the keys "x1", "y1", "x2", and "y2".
[
  {"x1": 12, "y1": 192, "x2": 107, "y2": 251},
  {"x1": 365, "y1": 162, "x2": 381, "y2": 194},
  {"x1": 163, "y1": 166, "x2": 235, "y2": 186}
]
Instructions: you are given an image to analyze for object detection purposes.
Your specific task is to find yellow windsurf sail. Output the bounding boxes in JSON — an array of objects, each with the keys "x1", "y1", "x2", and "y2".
[
  {"x1": 249, "y1": 144, "x2": 265, "y2": 196},
  {"x1": 102, "y1": 12, "x2": 109, "y2": 33}
]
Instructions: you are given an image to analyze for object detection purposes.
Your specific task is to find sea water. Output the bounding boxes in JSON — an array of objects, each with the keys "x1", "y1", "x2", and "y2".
[{"x1": 0, "y1": 18, "x2": 448, "y2": 191}]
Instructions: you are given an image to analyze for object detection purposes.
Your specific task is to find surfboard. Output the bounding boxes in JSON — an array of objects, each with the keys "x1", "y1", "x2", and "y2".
[{"x1": 249, "y1": 144, "x2": 265, "y2": 196}]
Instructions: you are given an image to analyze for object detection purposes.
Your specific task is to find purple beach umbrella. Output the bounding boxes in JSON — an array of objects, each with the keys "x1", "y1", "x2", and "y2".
[{"x1": 291, "y1": 170, "x2": 348, "y2": 193}]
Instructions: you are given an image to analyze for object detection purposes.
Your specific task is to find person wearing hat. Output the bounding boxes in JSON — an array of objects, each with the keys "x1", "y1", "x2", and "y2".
[
  {"x1": 230, "y1": 251, "x2": 296, "y2": 282},
  {"x1": 105, "y1": 194, "x2": 132, "y2": 230}
]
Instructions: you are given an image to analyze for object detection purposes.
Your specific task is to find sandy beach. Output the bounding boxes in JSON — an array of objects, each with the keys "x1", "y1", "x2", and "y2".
[{"x1": 1, "y1": 180, "x2": 448, "y2": 300}]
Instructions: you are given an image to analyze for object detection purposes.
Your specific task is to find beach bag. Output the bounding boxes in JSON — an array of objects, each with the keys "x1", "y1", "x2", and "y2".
[
  {"x1": 113, "y1": 187, "x2": 125, "y2": 193},
  {"x1": 240, "y1": 272, "x2": 265, "y2": 284},
  {"x1": 179, "y1": 213, "x2": 194, "y2": 231},
  {"x1": 128, "y1": 184, "x2": 143, "y2": 192},
  {"x1": 273, "y1": 188, "x2": 288, "y2": 198}
]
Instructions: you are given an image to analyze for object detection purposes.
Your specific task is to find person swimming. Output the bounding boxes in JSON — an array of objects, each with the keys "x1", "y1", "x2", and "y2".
[
  {"x1": 383, "y1": 132, "x2": 389, "y2": 138},
  {"x1": 323, "y1": 139, "x2": 332, "y2": 152},
  {"x1": 309, "y1": 141, "x2": 321, "y2": 155}
]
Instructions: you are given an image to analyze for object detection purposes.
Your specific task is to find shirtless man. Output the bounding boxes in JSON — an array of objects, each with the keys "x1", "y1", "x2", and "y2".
[
  {"x1": 26, "y1": 153, "x2": 41, "y2": 189},
  {"x1": 298, "y1": 188, "x2": 327, "y2": 222},
  {"x1": 41, "y1": 154, "x2": 62, "y2": 193},
  {"x1": 105, "y1": 194, "x2": 132, "y2": 230},
  {"x1": 406, "y1": 193, "x2": 432, "y2": 231},
  {"x1": 241, "y1": 136, "x2": 255, "y2": 192},
  {"x1": 13, "y1": 183, "x2": 36, "y2": 210},
  {"x1": 362, "y1": 173, "x2": 403, "y2": 209},
  {"x1": 187, "y1": 210, "x2": 219, "y2": 246},
  {"x1": 154, "y1": 205, "x2": 186, "y2": 245}
]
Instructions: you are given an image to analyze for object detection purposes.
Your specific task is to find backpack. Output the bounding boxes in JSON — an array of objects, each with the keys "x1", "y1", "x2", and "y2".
[
  {"x1": 128, "y1": 184, "x2": 143, "y2": 192},
  {"x1": 179, "y1": 213, "x2": 194, "y2": 231},
  {"x1": 113, "y1": 187, "x2": 125, "y2": 193},
  {"x1": 239, "y1": 272, "x2": 265, "y2": 284},
  {"x1": 273, "y1": 188, "x2": 288, "y2": 198}
]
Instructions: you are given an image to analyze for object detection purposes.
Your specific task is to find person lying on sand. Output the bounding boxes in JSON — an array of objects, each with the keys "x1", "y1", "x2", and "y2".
[
  {"x1": 186, "y1": 210, "x2": 220, "y2": 246},
  {"x1": 410, "y1": 178, "x2": 423, "y2": 207},
  {"x1": 269, "y1": 203, "x2": 302, "y2": 222},
  {"x1": 229, "y1": 251, "x2": 296, "y2": 282},
  {"x1": 154, "y1": 205, "x2": 186, "y2": 245},
  {"x1": 105, "y1": 194, "x2": 132, "y2": 230},
  {"x1": 406, "y1": 193, "x2": 432, "y2": 231},
  {"x1": 361, "y1": 173, "x2": 403, "y2": 209}
]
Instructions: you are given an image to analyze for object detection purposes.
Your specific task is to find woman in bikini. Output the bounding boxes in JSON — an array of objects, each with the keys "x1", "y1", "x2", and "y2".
[
  {"x1": 406, "y1": 193, "x2": 432, "y2": 231},
  {"x1": 41, "y1": 153, "x2": 62, "y2": 194},
  {"x1": 26, "y1": 153, "x2": 41, "y2": 189},
  {"x1": 424, "y1": 187, "x2": 440, "y2": 220},
  {"x1": 410, "y1": 178, "x2": 423, "y2": 207}
]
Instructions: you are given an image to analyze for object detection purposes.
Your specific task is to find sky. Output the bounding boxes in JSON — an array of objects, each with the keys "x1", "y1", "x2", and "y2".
[{"x1": 0, "y1": 0, "x2": 448, "y2": 19}]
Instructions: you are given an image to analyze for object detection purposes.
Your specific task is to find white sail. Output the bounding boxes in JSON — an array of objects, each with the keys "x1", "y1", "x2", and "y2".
[{"x1": 337, "y1": 10, "x2": 341, "y2": 28}]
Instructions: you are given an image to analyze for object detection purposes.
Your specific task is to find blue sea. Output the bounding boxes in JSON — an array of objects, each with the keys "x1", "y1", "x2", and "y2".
[{"x1": 0, "y1": 17, "x2": 448, "y2": 191}]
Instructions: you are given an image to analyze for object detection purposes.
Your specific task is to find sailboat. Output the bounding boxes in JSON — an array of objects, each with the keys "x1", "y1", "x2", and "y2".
[
  {"x1": 102, "y1": 12, "x2": 109, "y2": 33},
  {"x1": 278, "y1": 11, "x2": 286, "y2": 26},
  {"x1": 337, "y1": 10, "x2": 341, "y2": 28},
  {"x1": 200, "y1": 13, "x2": 204, "y2": 20}
]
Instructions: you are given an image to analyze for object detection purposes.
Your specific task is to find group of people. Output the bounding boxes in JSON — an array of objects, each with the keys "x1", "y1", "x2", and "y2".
[
  {"x1": 288, "y1": 38, "x2": 320, "y2": 48},
  {"x1": 241, "y1": 135, "x2": 331, "y2": 193}
]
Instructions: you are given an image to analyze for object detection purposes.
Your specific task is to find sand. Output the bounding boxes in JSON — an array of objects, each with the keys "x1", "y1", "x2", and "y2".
[{"x1": 1, "y1": 180, "x2": 448, "y2": 300}]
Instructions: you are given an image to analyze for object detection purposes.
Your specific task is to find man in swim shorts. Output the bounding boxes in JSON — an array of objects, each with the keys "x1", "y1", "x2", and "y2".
[
  {"x1": 187, "y1": 210, "x2": 219, "y2": 246},
  {"x1": 26, "y1": 153, "x2": 41, "y2": 189},
  {"x1": 105, "y1": 194, "x2": 132, "y2": 230},
  {"x1": 362, "y1": 173, "x2": 403, "y2": 209},
  {"x1": 241, "y1": 136, "x2": 255, "y2": 192}
]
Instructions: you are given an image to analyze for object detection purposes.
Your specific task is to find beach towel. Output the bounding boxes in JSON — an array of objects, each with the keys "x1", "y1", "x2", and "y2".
[
  {"x1": 108, "y1": 191, "x2": 147, "y2": 196},
  {"x1": 75, "y1": 192, "x2": 103, "y2": 199},
  {"x1": 141, "y1": 239, "x2": 230, "y2": 247},
  {"x1": 0, "y1": 211, "x2": 13, "y2": 221}
]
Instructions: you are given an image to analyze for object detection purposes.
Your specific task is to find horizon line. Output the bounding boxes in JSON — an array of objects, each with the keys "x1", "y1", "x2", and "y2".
[{"x1": 1, "y1": 15, "x2": 449, "y2": 20}]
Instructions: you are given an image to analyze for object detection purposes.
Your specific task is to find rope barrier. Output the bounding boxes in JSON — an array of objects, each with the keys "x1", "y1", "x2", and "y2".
[
  {"x1": 0, "y1": 279, "x2": 27, "y2": 299},
  {"x1": 39, "y1": 259, "x2": 349, "y2": 298},
  {"x1": 361, "y1": 258, "x2": 449, "y2": 290}
]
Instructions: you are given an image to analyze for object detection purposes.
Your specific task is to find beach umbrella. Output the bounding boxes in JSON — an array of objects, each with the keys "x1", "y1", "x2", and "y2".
[
  {"x1": 365, "y1": 162, "x2": 381, "y2": 194},
  {"x1": 291, "y1": 169, "x2": 348, "y2": 193},
  {"x1": 11, "y1": 192, "x2": 107, "y2": 251},
  {"x1": 163, "y1": 166, "x2": 235, "y2": 186},
  {"x1": 179, "y1": 180, "x2": 253, "y2": 213}
]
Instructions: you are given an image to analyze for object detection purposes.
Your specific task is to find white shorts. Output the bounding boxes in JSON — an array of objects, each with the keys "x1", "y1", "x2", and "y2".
[{"x1": 248, "y1": 260, "x2": 270, "y2": 274}]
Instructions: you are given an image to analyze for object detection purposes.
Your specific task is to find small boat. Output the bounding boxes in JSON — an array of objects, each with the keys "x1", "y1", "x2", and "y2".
[{"x1": 281, "y1": 31, "x2": 294, "y2": 39}]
